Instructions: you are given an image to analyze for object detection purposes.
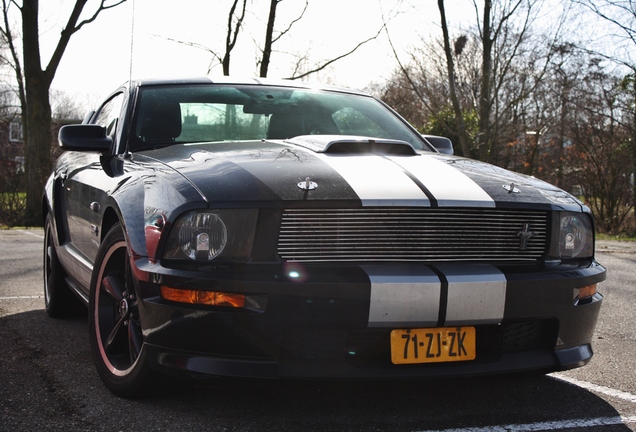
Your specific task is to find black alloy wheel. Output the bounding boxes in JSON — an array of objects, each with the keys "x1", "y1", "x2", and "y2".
[{"x1": 89, "y1": 223, "x2": 150, "y2": 397}]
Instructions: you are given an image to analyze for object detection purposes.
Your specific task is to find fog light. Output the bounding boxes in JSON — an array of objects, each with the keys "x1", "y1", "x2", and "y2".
[{"x1": 160, "y1": 286, "x2": 245, "y2": 308}]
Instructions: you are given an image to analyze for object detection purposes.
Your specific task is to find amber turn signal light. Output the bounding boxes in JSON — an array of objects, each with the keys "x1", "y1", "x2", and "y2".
[
  {"x1": 577, "y1": 284, "x2": 597, "y2": 300},
  {"x1": 160, "y1": 286, "x2": 245, "y2": 308}
]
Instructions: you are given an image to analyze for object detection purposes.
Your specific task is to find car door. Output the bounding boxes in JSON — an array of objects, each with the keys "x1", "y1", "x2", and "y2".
[{"x1": 61, "y1": 92, "x2": 125, "y2": 281}]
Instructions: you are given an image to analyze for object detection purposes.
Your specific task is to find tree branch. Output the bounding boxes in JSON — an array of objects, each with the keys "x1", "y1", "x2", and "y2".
[
  {"x1": 161, "y1": 35, "x2": 223, "y2": 63},
  {"x1": 1, "y1": 0, "x2": 25, "y2": 107},
  {"x1": 223, "y1": 0, "x2": 247, "y2": 75},
  {"x1": 271, "y1": 0, "x2": 308, "y2": 45},
  {"x1": 46, "y1": 0, "x2": 127, "y2": 82},
  {"x1": 286, "y1": 26, "x2": 383, "y2": 80}
]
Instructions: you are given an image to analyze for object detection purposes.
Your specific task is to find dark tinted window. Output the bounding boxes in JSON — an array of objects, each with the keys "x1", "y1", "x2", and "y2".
[{"x1": 131, "y1": 84, "x2": 430, "y2": 151}]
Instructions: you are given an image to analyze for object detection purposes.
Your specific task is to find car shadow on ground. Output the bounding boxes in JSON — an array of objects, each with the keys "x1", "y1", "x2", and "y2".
[{"x1": 0, "y1": 309, "x2": 631, "y2": 432}]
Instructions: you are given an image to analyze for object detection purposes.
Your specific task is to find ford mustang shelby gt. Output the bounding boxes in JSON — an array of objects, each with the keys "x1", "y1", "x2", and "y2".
[{"x1": 44, "y1": 77, "x2": 605, "y2": 397}]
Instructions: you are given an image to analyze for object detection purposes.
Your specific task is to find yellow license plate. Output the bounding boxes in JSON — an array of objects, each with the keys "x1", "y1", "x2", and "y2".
[{"x1": 390, "y1": 327, "x2": 476, "y2": 364}]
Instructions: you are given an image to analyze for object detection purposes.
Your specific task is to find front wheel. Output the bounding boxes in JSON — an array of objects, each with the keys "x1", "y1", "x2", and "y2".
[{"x1": 88, "y1": 223, "x2": 151, "y2": 397}]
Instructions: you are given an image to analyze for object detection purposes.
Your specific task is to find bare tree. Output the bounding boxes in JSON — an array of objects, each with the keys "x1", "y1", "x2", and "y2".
[
  {"x1": 567, "y1": 64, "x2": 634, "y2": 232},
  {"x1": 438, "y1": 0, "x2": 472, "y2": 156},
  {"x1": 223, "y1": 0, "x2": 248, "y2": 76},
  {"x1": 50, "y1": 89, "x2": 84, "y2": 121},
  {"x1": 1, "y1": 0, "x2": 126, "y2": 226},
  {"x1": 257, "y1": 0, "x2": 383, "y2": 81},
  {"x1": 390, "y1": 0, "x2": 560, "y2": 162},
  {"x1": 573, "y1": 0, "x2": 636, "y2": 204},
  {"x1": 158, "y1": 0, "x2": 247, "y2": 76},
  {"x1": 259, "y1": 0, "x2": 314, "y2": 78},
  {"x1": 286, "y1": 26, "x2": 383, "y2": 81}
]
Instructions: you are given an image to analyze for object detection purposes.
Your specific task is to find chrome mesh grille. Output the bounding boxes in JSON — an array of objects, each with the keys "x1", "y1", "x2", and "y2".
[{"x1": 278, "y1": 208, "x2": 548, "y2": 262}]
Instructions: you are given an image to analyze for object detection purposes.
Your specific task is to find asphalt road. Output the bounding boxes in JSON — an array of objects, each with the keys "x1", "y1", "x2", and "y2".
[{"x1": 1, "y1": 229, "x2": 635, "y2": 432}]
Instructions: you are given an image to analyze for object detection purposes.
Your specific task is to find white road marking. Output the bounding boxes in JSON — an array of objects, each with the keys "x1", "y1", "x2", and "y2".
[
  {"x1": 414, "y1": 376, "x2": 636, "y2": 432},
  {"x1": 0, "y1": 296, "x2": 42, "y2": 300},
  {"x1": 414, "y1": 416, "x2": 636, "y2": 432},
  {"x1": 551, "y1": 374, "x2": 636, "y2": 403},
  {"x1": 16, "y1": 229, "x2": 44, "y2": 239}
]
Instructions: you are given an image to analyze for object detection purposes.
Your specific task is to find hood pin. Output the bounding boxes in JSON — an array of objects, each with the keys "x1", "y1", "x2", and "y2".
[
  {"x1": 504, "y1": 182, "x2": 520, "y2": 194},
  {"x1": 298, "y1": 177, "x2": 318, "y2": 191}
]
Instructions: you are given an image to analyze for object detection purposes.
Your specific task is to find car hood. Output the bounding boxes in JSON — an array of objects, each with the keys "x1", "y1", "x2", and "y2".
[{"x1": 141, "y1": 136, "x2": 585, "y2": 211}]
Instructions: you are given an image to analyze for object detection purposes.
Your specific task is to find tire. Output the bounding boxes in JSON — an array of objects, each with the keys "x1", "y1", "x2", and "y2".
[
  {"x1": 44, "y1": 214, "x2": 84, "y2": 318},
  {"x1": 88, "y1": 223, "x2": 151, "y2": 398}
]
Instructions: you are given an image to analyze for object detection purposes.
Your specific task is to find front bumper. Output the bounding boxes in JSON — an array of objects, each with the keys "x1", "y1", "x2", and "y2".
[{"x1": 134, "y1": 259, "x2": 605, "y2": 379}]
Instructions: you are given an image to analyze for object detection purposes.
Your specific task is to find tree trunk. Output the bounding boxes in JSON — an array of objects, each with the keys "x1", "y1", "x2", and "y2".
[
  {"x1": 632, "y1": 75, "x2": 636, "y2": 207},
  {"x1": 8, "y1": 0, "x2": 123, "y2": 226},
  {"x1": 23, "y1": 80, "x2": 53, "y2": 224},
  {"x1": 22, "y1": 0, "x2": 53, "y2": 226},
  {"x1": 222, "y1": 0, "x2": 247, "y2": 76},
  {"x1": 557, "y1": 84, "x2": 567, "y2": 188},
  {"x1": 260, "y1": 0, "x2": 278, "y2": 78},
  {"x1": 478, "y1": 0, "x2": 493, "y2": 162},
  {"x1": 437, "y1": 0, "x2": 471, "y2": 157}
]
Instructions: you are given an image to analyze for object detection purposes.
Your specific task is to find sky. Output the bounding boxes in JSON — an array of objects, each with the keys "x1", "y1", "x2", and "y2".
[
  {"x1": 36, "y1": 0, "x2": 470, "y2": 111},
  {"x1": 31, "y1": 0, "x2": 619, "y2": 115}
]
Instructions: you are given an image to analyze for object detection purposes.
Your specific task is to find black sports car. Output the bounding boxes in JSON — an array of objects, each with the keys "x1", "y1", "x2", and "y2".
[{"x1": 43, "y1": 77, "x2": 605, "y2": 397}]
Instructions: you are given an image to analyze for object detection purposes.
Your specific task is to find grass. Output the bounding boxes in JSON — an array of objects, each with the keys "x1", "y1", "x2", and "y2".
[
  {"x1": 0, "y1": 191, "x2": 27, "y2": 228},
  {"x1": 596, "y1": 233, "x2": 636, "y2": 242}
]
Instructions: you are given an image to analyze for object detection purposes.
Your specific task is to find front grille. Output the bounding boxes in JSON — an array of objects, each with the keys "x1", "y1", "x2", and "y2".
[{"x1": 278, "y1": 208, "x2": 548, "y2": 263}]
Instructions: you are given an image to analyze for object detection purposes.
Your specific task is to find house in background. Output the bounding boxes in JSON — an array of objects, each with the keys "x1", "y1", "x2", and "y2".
[
  {"x1": 0, "y1": 116, "x2": 81, "y2": 172},
  {"x1": 0, "y1": 116, "x2": 24, "y2": 170}
]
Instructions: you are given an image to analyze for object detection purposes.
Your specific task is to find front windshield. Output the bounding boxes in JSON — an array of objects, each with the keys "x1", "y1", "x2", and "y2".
[{"x1": 131, "y1": 84, "x2": 430, "y2": 151}]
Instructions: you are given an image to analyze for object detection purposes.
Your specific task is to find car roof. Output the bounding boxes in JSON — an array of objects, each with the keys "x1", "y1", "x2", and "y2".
[{"x1": 127, "y1": 76, "x2": 368, "y2": 96}]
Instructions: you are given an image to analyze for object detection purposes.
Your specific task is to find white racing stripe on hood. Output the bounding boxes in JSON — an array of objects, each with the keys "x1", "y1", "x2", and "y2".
[
  {"x1": 390, "y1": 155, "x2": 496, "y2": 207},
  {"x1": 314, "y1": 154, "x2": 430, "y2": 206}
]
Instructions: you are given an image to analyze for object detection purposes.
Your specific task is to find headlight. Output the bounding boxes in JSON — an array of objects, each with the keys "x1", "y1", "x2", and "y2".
[
  {"x1": 163, "y1": 209, "x2": 257, "y2": 262},
  {"x1": 555, "y1": 212, "x2": 594, "y2": 259},
  {"x1": 177, "y1": 213, "x2": 227, "y2": 260}
]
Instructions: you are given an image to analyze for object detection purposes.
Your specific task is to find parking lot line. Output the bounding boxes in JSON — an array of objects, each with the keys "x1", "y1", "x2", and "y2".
[
  {"x1": 552, "y1": 374, "x2": 636, "y2": 403},
  {"x1": 16, "y1": 229, "x2": 44, "y2": 239},
  {"x1": 415, "y1": 375, "x2": 636, "y2": 432},
  {"x1": 415, "y1": 415, "x2": 636, "y2": 432}
]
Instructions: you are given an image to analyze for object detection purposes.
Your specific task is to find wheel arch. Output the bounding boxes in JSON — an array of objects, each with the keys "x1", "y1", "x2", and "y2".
[
  {"x1": 99, "y1": 194, "x2": 147, "y2": 259},
  {"x1": 101, "y1": 207, "x2": 120, "y2": 245},
  {"x1": 42, "y1": 174, "x2": 67, "y2": 245}
]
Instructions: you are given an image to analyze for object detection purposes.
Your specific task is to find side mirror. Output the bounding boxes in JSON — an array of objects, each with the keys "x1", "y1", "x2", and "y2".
[
  {"x1": 58, "y1": 124, "x2": 113, "y2": 153},
  {"x1": 423, "y1": 135, "x2": 454, "y2": 155}
]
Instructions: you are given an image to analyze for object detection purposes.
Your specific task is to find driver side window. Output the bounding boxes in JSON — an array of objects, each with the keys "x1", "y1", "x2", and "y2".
[{"x1": 93, "y1": 93, "x2": 124, "y2": 137}]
